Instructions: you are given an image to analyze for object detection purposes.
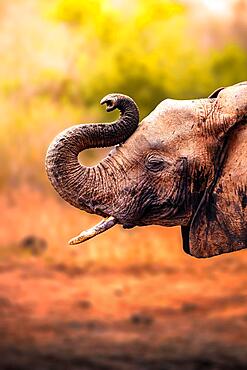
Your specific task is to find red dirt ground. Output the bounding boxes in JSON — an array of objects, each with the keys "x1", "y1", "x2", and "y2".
[{"x1": 1, "y1": 187, "x2": 247, "y2": 370}]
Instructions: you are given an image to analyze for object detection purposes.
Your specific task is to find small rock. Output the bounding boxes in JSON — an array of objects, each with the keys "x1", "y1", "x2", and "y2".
[
  {"x1": 181, "y1": 303, "x2": 198, "y2": 313},
  {"x1": 130, "y1": 312, "x2": 153, "y2": 325},
  {"x1": 77, "y1": 300, "x2": 92, "y2": 309},
  {"x1": 19, "y1": 235, "x2": 47, "y2": 256}
]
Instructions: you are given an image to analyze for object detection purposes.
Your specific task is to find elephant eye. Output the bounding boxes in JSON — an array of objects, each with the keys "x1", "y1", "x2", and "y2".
[{"x1": 145, "y1": 156, "x2": 165, "y2": 172}]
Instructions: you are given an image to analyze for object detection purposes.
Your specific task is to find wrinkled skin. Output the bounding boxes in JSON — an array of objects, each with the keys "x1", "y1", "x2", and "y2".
[{"x1": 46, "y1": 82, "x2": 247, "y2": 258}]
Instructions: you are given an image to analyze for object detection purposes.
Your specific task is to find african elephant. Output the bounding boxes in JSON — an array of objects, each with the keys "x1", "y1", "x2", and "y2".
[{"x1": 46, "y1": 82, "x2": 247, "y2": 258}]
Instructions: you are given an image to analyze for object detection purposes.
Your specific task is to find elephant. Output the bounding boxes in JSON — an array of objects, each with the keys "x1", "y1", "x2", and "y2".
[{"x1": 45, "y1": 82, "x2": 247, "y2": 258}]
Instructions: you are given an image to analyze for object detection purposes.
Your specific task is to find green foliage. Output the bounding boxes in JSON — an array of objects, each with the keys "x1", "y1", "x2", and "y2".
[
  {"x1": 45, "y1": 0, "x2": 186, "y2": 115},
  {"x1": 0, "y1": 0, "x2": 246, "y2": 187},
  {"x1": 210, "y1": 44, "x2": 247, "y2": 88},
  {"x1": 45, "y1": 0, "x2": 247, "y2": 116}
]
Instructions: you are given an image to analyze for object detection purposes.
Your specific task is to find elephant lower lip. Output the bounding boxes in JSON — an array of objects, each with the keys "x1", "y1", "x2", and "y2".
[{"x1": 123, "y1": 223, "x2": 135, "y2": 229}]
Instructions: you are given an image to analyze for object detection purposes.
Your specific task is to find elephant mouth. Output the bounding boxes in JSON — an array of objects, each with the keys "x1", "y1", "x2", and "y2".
[
  {"x1": 68, "y1": 201, "x2": 185, "y2": 246},
  {"x1": 68, "y1": 188, "x2": 188, "y2": 245}
]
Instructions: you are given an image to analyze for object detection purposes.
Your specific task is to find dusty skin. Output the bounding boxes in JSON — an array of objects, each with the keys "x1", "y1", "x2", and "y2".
[
  {"x1": 1, "y1": 188, "x2": 247, "y2": 370},
  {"x1": 46, "y1": 83, "x2": 247, "y2": 258}
]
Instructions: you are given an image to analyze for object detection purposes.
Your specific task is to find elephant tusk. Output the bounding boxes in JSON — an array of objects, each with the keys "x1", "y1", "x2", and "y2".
[{"x1": 68, "y1": 216, "x2": 117, "y2": 245}]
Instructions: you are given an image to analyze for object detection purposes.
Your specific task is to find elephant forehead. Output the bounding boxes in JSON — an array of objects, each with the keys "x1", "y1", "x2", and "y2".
[
  {"x1": 135, "y1": 99, "x2": 203, "y2": 144},
  {"x1": 148, "y1": 98, "x2": 201, "y2": 126}
]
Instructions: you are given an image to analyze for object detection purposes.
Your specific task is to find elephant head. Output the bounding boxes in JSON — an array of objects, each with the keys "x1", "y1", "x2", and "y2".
[{"x1": 46, "y1": 82, "x2": 247, "y2": 258}]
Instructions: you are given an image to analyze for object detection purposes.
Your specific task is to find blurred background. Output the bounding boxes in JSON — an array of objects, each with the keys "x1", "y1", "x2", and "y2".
[{"x1": 0, "y1": 0, "x2": 247, "y2": 369}]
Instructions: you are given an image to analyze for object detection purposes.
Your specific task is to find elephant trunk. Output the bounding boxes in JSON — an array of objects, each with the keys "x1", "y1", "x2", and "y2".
[{"x1": 45, "y1": 94, "x2": 139, "y2": 220}]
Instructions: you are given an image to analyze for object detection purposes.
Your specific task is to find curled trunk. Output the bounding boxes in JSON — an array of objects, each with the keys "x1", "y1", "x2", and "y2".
[{"x1": 45, "y1": 94, "x2": 139, "y2": 215}]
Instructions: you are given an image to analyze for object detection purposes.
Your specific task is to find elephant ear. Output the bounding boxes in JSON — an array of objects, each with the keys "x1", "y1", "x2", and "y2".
[
  {"x1": 182, "y1": 82, "x2": 247, "y2": 258},
  {"x1": 208, "y1": 86, "x2": 225, "y2": 98}
]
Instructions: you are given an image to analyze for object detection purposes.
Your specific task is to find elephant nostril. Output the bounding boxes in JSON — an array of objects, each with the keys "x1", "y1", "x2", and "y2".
[{"x1": 100, "y1": 98, "x2": 116, "y2": 112}]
